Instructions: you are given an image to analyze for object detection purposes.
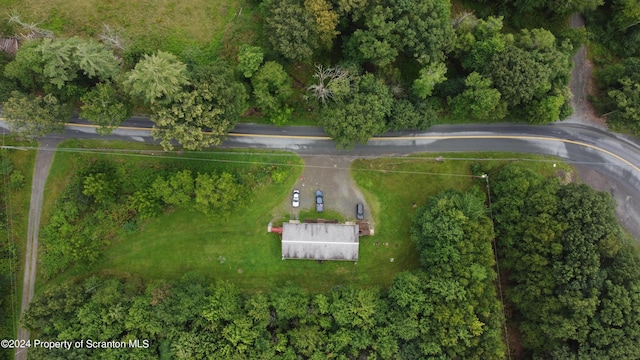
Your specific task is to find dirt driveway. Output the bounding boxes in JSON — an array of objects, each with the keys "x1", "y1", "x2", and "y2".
[{"x1": 287, "y1": 155, "x2": 369, "y2": 222}]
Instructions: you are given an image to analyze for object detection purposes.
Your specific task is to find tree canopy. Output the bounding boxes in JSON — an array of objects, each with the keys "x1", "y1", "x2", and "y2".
[
  {"x1": 80, "y1": 82, "x2": 131, "y2": 135},
  {"x1": 491, "y1": 164, "x2": 640, "y2": 358},
  {"x1": 123, "y1": 51, "x2": 190, "y2": 105},
  {"x1": 320, "y1": 73, "x2": 392, "y2": 149},
  {"x1": 3, "y1": 91, "x2": 72, "y2": 137},
  {"x1": 261, "y1": 0, "x2": 319, "y2": 63},
  {"x1": 151, "y1": 67, "x2": 247, "y2": 150}
]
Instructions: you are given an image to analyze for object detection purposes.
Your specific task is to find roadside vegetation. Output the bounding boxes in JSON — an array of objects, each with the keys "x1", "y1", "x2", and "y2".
[
  {"x1": 0, "y1": 0, "x2": 588, "y2": 149},
  {"x1": 586, "y1": 0, "x2": 640, "y2": 133},
  {"x1": 0, "y1": 137, "x2": 36, "y2": 360}
]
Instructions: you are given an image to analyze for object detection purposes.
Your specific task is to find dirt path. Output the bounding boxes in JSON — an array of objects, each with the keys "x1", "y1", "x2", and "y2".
[
  {"x1": 561, "y1": 13, "x2": 608, "y2": 129},
  {"x1": 15, "y1": 139, "x2": 60, "y2": 360}
]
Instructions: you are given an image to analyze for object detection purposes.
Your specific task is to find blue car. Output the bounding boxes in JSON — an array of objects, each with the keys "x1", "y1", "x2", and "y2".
[{"x1": 315, "y1": 190, "x2": 324, "y2": 212}]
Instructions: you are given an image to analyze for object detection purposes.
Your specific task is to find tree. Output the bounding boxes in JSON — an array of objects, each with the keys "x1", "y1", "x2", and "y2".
[
  {"x1": 151, "y1": 73, "x2": 246, "y2": 150},
  {"x1": 261, "y1": 0, "x2": 319, "y2": 62},
  {"x1": 152, "y1": 170, "x2": 194, "y2": 208},
  {"x1": 335, "y1": 0, "x2": 369, "y2": 21},
  {"x1": 460, "y1": 16, "x2": 507, "y2": 72},
  {"x1": 384, "y1": 0, "x2": 454, "y2": 65},
  {"x1": 236, "y1": 45, "x2": 264, "y2": 78},
  {"x1": 194, "y1": 172, "x2": 241, "y2": 214},
  {"x1": 346, "y1": 0, "x2": 453, "y2": 67},
  {"x1": 320, "y1": 74, "x2": 393, "y2": 149},
  {"x1": 450, "y1": 72, "x2": 506, "y2": 121},
  {"x1": 304, "y1": 0, "x2": 340, "y2": 50},
  {"x1": 252, "y1": 61, "x2": 293, "y2": 120},
  {"x1": 82, "y1": 173, "x2": 118, "y2": 206},
  {"x1": 608, "y1": 77, "x2": 640, "y2": 128},
  {"x1": 3, "y1": 91, "x2": 72, "y2": 137},
  {"x1": 387, "y1": 99, "x2": 434, "y2": 131},
  {"x1": 594, "y1": 57, "x2": 640, "y2": 132},
  {"x1": 3, "y1": 37, "x2": 120, "y2": 102},
  {"x1": 613, "y1": 0, "x2": 640, "y2": 32},
  {"x1": 306, "y1": 65, "x2": 352, "y2": 105},
  {"x1": 80, "y1": 82, "x2": 131, "y2": 135},
  {"x1": 345, "y1": 6, "x2": 398, "y2": 68},
  {"x1": 527, "y1": 94, "x2": 565, "y2": 124},
  {"x1": 3, "y1": 40, "x2": 43, "y2": 92},
  {"x1": 412, "y1": 62, "x2": 447, "y2": 99},
  {"x1": 488, "y1": 44, "x2": 551, "y2": 106},
  {"x1": 38, "y1": 37, "x2": 119, "y2": 88},
  {"x1": 123, "y1": 51, "x2": 190, "y2": 105}
]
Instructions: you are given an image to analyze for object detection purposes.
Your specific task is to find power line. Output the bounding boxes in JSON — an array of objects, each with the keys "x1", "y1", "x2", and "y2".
[
  {"x1": 481, "y1": 174, "x2": 512, "y2": 360},
  {"x1": 1, "y1": 144, "x2": 635, "y2": 170}
]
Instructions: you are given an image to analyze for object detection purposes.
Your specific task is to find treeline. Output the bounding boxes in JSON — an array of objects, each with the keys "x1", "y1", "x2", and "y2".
[
  {"x1": 587, "y1": 0, "x2": 640, "y2": 133},
  {"x1": 492, "y1": 165, "x2": 640, "y2": 358},
  {"x1": 0, "y1": 0, "x2": 585, "y2": 149},
  {"x1": 40, "y1": 158, "x2": 287, "y2": 279},
  {"x1": 0, "y1": 152, "x2": 26, "y2": 360},
  {"x1": 24, "y1": 189, "x2": 506, "y2": 359}
]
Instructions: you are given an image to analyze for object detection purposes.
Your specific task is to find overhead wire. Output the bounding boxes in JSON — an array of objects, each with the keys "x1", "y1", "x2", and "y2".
[{"x1": 0, "y1": 144, "x2": 635, "y2": 174}]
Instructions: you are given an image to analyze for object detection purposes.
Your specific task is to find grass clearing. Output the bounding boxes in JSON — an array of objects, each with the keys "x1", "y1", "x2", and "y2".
[
  {"x1": 2, "y1": 0, "x2": 256, "y2": 56},
  {"x1": 38, "y1": 144, "x2": 573, "y2": 293}
]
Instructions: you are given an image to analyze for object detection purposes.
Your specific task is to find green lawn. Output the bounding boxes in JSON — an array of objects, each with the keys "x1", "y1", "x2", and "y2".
[{"x1": 39, "y1": 143, "x2": 573, "y2": 293}]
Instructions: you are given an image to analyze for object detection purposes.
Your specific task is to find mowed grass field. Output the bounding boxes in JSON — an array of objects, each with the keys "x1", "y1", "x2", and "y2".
[
  {"x1": 0, "y1": 0, "x2": 257, "y2": 56},
  {"x1": 40, "y1": 141, "x2": 573, "y2": 293}
]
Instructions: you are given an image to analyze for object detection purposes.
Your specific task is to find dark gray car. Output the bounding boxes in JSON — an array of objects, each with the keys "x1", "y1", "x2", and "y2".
[
  {"x1": 315, "y1": 190, "x2": 324, "y2": 212},
  {"x1": 356, "y1": 203, "x2": 364, "y2": 220}
]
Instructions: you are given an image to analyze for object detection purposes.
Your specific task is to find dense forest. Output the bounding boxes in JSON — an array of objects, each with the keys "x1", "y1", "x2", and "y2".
[{"x1": 492, "y1": 165, "x2": 640, "y2": 358}]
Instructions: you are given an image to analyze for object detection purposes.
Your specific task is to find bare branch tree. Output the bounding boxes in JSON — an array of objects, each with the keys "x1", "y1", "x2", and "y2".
[
  {"x1": 8, "y1": 11, "x2": 54, "y2": 40},
  {"x1": 306, "y1": 64, "x2": 351, "y2": 105},
  {"x1": 452, "y1": 11, "x2": 477, "y2": 29},
  {"x1": 99, "y1": 24, "x2": 127, "y2": 52}
]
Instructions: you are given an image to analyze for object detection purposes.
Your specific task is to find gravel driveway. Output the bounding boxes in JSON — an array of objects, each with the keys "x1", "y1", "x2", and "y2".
[{"x1": 288, "y1": 155, "x2": 369, "y2": 222}]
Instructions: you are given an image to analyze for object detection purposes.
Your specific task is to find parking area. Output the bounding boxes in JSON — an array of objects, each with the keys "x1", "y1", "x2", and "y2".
[{"x1": 289, "y1": 155, "x2": 369, "y2": 222}]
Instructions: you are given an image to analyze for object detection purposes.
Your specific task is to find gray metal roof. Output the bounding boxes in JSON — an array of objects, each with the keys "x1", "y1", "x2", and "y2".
[{"x1": 282, "y1": 222, "x2": 359, "y2": 261}]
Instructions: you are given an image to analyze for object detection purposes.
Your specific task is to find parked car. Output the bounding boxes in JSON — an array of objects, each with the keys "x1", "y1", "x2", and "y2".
[
  {"x1": 315, "y1": 190, "x2": 324, "y2": 212},
  {"x1": 356, "y1": 203, "x2": 364, "y2": 220},
  {"x1": 292, "y1": 190, "x2": 300, "y2": 208}
]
